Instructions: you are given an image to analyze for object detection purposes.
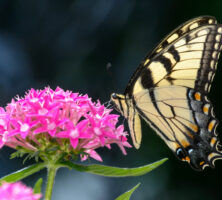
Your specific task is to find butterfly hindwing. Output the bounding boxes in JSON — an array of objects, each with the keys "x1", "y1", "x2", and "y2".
[{"x1": 132, "y1": 86, "x2": 220, "y2": 170}]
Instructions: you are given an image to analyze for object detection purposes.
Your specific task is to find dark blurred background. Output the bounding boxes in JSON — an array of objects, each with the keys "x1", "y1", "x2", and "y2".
[{"x1": 1, "y1": 0, "x2": 222, "y2": 199}]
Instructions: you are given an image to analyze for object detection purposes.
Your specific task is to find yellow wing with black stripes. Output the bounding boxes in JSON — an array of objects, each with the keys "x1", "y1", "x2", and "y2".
[
  {"x1": 125, "y1": 16, "x2": 220, "y2": 95},
  {"x1": 111, "y1": 16, "x2": 222, "y2": 170}
]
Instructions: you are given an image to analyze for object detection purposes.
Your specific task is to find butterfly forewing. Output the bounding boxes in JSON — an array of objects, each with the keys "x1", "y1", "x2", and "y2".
[
  {"x1": 125, "y1": 16, "x2": 218, "y2": 95},
  {"x1": 146, "y1": 16, "x2": 217, "y2": 61},
  {"x1": 130, "y1": 24, "x2": 222, "y2": 95}
]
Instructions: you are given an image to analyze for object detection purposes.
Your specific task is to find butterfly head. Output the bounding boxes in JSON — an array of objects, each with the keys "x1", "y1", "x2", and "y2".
[{"x1": 110, "y1": 93, "x2": 126, "y2": 116}]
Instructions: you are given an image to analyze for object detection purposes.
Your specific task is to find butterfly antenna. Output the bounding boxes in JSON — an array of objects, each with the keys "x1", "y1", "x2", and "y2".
[
  {"x1": 108, "y1": 101, "x2": 114, "y2": 109},
  {"x1": 104, "y1": 100, "x2": 113, "y2": 109},
  {"x1": 103, "y1": 100, "x2": 110, "y2": 106}
]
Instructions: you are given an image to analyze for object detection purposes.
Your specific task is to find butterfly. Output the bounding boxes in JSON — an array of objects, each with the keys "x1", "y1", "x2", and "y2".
[{"x1": 110, "y1": 16, "x2": 222, "y2": 170}]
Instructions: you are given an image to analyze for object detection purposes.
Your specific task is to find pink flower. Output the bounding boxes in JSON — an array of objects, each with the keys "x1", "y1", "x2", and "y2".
[
  {"x1": 0, "y1": 87, "x2": 131, "y2": 161},
  {"x1": 0, "y1": 182, "x2": 41, "y2": 200}
]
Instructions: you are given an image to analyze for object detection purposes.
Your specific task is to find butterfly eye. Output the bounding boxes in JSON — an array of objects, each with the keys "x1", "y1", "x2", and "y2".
[
  {"x1": 111, "y1": 93, "x2": 117, "y2": 99},
  {"x1": 176, "y1": 148, "x2": 186, "y2": 160}
]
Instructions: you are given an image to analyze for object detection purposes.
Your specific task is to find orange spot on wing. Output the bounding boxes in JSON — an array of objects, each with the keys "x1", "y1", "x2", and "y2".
[
  {"x1": 173, "y1": 142, "x2": 180, "y2": 148},
  {"x1": 190, "y1": 123, "x2": 198, "y2": 132},
  {"x1": 208, "y1": 120, "x2": 216, "y2": 132},
  {"x1": 181, "y1": 139, "x2": 190, "y2": 148},
  {"x1": 185, "y1": 156, "x2": 190, "y2": 162},
  {"x1": 199, "y1": 161, "x2": 205, "y2": 165},
  {"x1": 203, "y1": 106, "x2": 209, "y2": 114},
  {"x1": 182, "y1": 156, "x2": 190, "y2": 163},
  {"x1": 194, "y1": 92, "x2": 201, "y2": 101},
  {"x1": 210, "y1": 137, "x2": 217, "y2": 146},
  {"x1": 186, "y1": 131, "x2": 194, "y2": 138}
]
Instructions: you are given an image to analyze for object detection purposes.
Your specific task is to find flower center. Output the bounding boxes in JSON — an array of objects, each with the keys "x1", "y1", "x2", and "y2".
[
  {"x1": 96, "y1": 114, "x2": 101, "y2": 119},
  {"x1": 20, "y1": 123, "x2": 29, "y2": 132},
  {"x1": 47, "y1": 122, "x2": 56, "y2": 130},
  {"x1": 94, "y1": 127, "x2": 102, "y2": 135},
  {"x1": 38, "y1": 108, "x2": 48, "y2": 115},
  {"x1": 70, "y1": 129, "x2": 79, "y2": 138}
]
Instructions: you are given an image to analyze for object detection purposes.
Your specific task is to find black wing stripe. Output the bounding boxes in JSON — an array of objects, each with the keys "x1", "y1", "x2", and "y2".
[
  {"x1": 156, "y1": 55, "x2": 173, "y2": 73},
  {"x1": 140, "y1": 68, "x2": 154, "y2": 89},
  {"x1": 168, "y1": 46, "x2": 180, "y2": 62}
]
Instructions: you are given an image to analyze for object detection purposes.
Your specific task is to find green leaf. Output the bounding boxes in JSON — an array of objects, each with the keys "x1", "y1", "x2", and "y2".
[
  {"x1": 10, "y1": 150, "x2": 40, "y2": 164},
  {"x1": 115, "y1": 183, "x2": 141, "y2": 200},
  {"x1": 33, "y1": 178, "x2": 43, "y2": 194},
  {"x1": 10, "y1": 151, "x2": 26, "y2": 159},
  {"x1": 58, "y1": 158, "x2": 168, "y2": 177},
  {"x1": 0, "y1": 163, "x2": 46, "y2": 183}
]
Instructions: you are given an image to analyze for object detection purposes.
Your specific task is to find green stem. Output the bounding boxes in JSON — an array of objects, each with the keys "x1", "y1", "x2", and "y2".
[
  {"x1": 45, "y1": 165, "x2": 57, "y2": 200},
  {"x1": 0, "y1": 163, "x2": 46, "y2": 183}
]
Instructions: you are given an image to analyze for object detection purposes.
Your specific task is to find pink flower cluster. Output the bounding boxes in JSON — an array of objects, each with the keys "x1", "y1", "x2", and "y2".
[
  {"x1": 0, "y1": 182, "x2": 41, "y2": 200},
  {"x1": 0, "y1": 87, "x2": 130, "y2": 161}
]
